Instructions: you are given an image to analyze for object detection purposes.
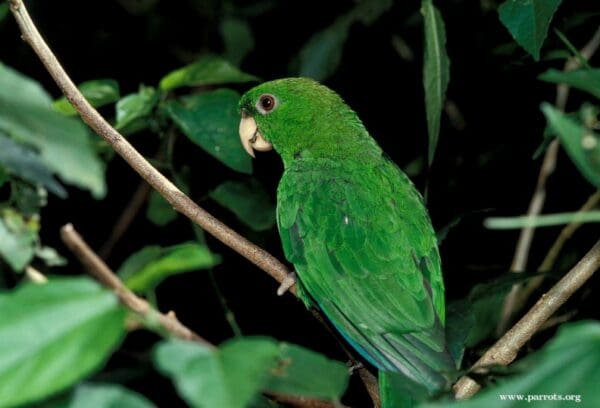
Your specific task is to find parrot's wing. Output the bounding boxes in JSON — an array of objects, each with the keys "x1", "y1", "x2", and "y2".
[{"x1": 277, "y1": 159, "x2": 454, "y2": 392}]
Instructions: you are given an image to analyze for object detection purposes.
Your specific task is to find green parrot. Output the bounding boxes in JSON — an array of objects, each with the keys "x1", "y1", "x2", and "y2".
[{"x1": 238, "y1": 78, "x2": 454, "y2": 405}]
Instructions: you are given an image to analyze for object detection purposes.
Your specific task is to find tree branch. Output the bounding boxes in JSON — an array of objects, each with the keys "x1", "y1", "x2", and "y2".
[
  {"x1": 8, "y1": 0, "x2": 294, "y2": 295},
  {"x1": 497, "y1": 26, "x2": 600, "y2": 334},
  {"x1": 453, "y1": 239, "x2": 600, "y2": 399},
  {"x1": 61, "y1": 223, "x2": 335, "y2": 408},
  {"x1": 9, "y1": 1, "x2": 379, "y2": 404}
]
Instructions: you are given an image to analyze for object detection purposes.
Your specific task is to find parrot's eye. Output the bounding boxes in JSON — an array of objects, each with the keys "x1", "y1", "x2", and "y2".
[{"x1": 257, "y1": 94, "x2": 277, "y2": 114}]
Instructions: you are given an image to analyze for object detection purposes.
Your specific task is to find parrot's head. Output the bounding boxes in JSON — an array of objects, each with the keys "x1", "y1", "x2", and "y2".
[{"x1": 238, "y1": 78, "x2": 373, "y2": 164}]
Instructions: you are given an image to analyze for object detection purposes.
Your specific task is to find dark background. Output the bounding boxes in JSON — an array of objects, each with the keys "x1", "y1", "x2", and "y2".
[{"x1": 1, "y1": 0, "x2": 599, "y2": 406}]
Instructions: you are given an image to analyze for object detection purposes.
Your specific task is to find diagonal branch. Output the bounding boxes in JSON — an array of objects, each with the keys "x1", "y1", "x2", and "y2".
[
  {"x1": 453, "y1": 239, "x2": 600, "y2": 399},
  {"x1": 7, "y1": 0, "x2": 294, "y2": 295}
]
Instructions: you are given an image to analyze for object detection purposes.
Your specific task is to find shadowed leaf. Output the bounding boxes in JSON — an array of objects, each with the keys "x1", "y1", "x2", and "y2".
[
  {"x1": 167, "y1": 89, "x2": 252, "y2": 174},
  {"x1": 115, "y1": 85, "x2": 159, "y2": 135},
  {"x1": 0, "y1": 208, "x2": 39, "y2": 271},
  {"x1": 70, "y1": 384, "x2": 156, "y2": 408},
  {"x1": 498, "y1": 0, "x2": 562, "y2": 61},
  {"x1": 209, "y1": 179, "x2": 276, "y2": 231},
  {"x1": 539, "y1": 68, "x2": 600, "y2": 99}
]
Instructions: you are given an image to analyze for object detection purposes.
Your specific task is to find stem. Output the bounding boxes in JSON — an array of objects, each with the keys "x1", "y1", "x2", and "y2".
[{"x1": 453, "y1": 239, "x2": 600, "y2": 399}]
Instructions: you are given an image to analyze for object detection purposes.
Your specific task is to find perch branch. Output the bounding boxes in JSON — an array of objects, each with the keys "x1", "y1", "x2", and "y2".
[
  {"x1": 60, "y1": 223, "x2": 212, "y2": 346},
  {"x1": 8, "y1": 0, "x2": 295, "y2": 295},
  {"x1": 497, "y1": 26, "x2": 600, "y2": 333},
  {"x1": 453, "y1": 239, "x2": 600, "y2": 399},
  {"x1": 61, "y1": 223, "x2": 334, "y2": 408},
  {"x1": 9, "y1": 1, "x2": 379, "y2": 404}
]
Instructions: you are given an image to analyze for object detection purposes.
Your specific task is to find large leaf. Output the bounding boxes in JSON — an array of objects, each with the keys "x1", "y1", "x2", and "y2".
[
  {"x1": 209, "y1": 179, "x2": 276, "y2": 231},
  {"x1": 166, "y1": 89, "x2": 252, "y2": 174},
  {"x1": 539, "y1": 68, "x2": 600, "y2": 100},
  {"x1": 422, "y1": 0, "x2": 450, "y2": 165},
  {"x1": 115, "y1": 85, "x2": 159, "y2": 135},
  {"x1": 264, "y1": 343, "x2": 349, "y2": 401},
  {"x1": 498, "y1": 0, "x2": 562, "y2": 61},
  {"x1": 423, "y1": 321, "x2": 600, "y2": 407},
  {"x1": 53, "y1": 79, "x2": 120, "y2": 116},
  {"x1": 0, "y1": 63, "x2": 106, "y2": 197},
  {"x1": 69, "y1": 384, "x2": 156, "y2": 408},
  {"x1": 0, "y1": 132, "x2": 66, "y2": 198},
  {"x1": 0, "y1": 208, "x2": 39, "y2": 271},
  {"x1": 154, "y1": 337, "x2": 280, "y2": 408},
  {"x1": 118, "y1": 242, "x2": 221, "y2": 293},
  {"x1": 0, "y1": 277, "x2": 126, "y2": 407},
  {"x1": 159, "y1": 55, "x2": 258, "y2": 91},
  {"x1": 542, "y1": 103, "x2": 600, "y2": 187}
]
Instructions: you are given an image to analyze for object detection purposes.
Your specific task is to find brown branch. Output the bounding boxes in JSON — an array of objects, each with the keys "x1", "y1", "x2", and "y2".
[
  {"x1": 9, "y1": 1, "x2": 378, "y2": 404},
  {"x1": 453, "y1": 239, "x2": 600, "y2": 399},
  {"x1": 99, "y1": 181, "x2": 152, "y2": 259},
  {"x1": 497, "y1": 26, "x2": 600, "y2": 334},
  {"x1": 61, "y1": 223, "x2": 212, "y2": 346},
  {"x1": 61, "y1": 223, "x2": 335, "y2": 408},
  {"x1": 8, "y1": 0, "x2": 294, "y2": 295}
]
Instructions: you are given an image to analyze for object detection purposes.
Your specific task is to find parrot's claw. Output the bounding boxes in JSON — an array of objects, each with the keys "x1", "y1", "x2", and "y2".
[
  {"x1": 347, "y1": 360, "x2": 364, "y2": 374},
  {"x1": 277, "y1": 271, "x2": 297, "y2": 296}
]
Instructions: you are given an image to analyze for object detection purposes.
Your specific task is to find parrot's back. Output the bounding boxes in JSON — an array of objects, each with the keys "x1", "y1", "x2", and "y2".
[{"x1": 276, "y1": 153, "x2": 455, "y2": 397}]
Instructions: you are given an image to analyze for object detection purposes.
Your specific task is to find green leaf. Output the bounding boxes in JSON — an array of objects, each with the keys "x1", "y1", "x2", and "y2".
[
  {"x1": 539, "y1": 68, "x2": 600, "y2": 100},
  {"x1": 264, "y1": 343, "x2": 349, "y2": 400},
  {"x1": 119, "y1": 242, "x2": 221, "y2": 292},
  {"x1": 0, "y1": 208, "x2": 39, "y2": 271},
  {"x1": 0, "y1": 132, "x2": 67, "y2": 198},
  {"x1": 209, "y1": 179, "x2": 276, "y2": 231},
  {"x1": 498, "y1": 0, "x2": 562, "y2": 61},
  {"x1": 485, "y1": 211, "x2": 600, "y2": 229},
  {"x1": 296, "y1": 17, "x2": 352, "y2": 81},
  {"x1": 220, "y1": 17, "x2": 255, "y2": 66},
  {"x1": 146, "y1": 190, "x2": 178, "y2": 226},
  {"x1": 154, "y1": 337, "x2": 279, "y2": 408},
  {"x1": 0, "y1": 277, "x2": 126, "y2": 407},
  {"x1": 69, "y1": 384, "x2": 156, "y2": 408},
  {"x1": 0, "y1": 3, "x2": 9, "y2": 23},
  {"x1": 115, "y1": 85, "x2": 159, "y2": 135},
  {"x1": 53, "y1": 79, "x2": 120, "y2": 116},
  {"x1": 159, "y1": 55, "x2": 259, "y2": 91},
  {"x1": 422, "y1": 0, "x2": 450, "y2": 165},
  {"x1": 542, "y1": 103, "x2": 600, "y2": 187},
  {"x1": 35, "y1": 245, "x2": 67, "y2": 267},
  {"x1": 0, "y1": 63, "x2": 106, "y2": 197},
  {"x1": 166, "y1": 89, "x2": 252, "y2": 174},
  {"x1": 422, "y1": 321, "x2": 600, "y2": 407},
  {"x1": 0, "y1": 165, "x2": 7, "y2": 188}
]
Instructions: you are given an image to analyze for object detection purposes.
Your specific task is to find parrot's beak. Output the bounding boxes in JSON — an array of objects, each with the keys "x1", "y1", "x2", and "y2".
[{"x1": 239, "y1": 113, "x2": 272, "y2": 158}]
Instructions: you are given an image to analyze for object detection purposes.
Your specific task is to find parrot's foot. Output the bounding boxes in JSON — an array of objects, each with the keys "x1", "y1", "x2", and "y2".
[
  {"x1": 347, "y1": 360, "x2": 364, "y2": 374},
  {"x1": 277, "y1": 271, "x2": 296, "y2": 296}
]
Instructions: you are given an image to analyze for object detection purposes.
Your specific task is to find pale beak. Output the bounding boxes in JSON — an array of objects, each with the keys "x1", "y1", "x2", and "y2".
[{"x1": 239, "y1": 115, "x2": 272, "y2": 158}]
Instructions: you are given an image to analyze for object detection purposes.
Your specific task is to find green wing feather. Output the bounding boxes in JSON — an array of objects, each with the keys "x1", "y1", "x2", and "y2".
[{"x1": 277, "y1": 155, "x2": 453, "y2": 392}]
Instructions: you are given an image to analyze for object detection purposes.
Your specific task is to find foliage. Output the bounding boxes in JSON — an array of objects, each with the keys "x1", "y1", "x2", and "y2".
[{"x1": 0, "y1": 0, "x2": 598, "y2": 407}]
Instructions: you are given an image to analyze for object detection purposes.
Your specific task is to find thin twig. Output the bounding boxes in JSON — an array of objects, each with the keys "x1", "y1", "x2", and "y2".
[
  {"x1": 8, "y1": 1, "x2": 378, "y2": 404},
  {"x1": 99, "y1": 181, "x2": 152, "y2": 259},
  {"x1": 497, "y1": 26, "x2": 600, "y2": 334},
  {"x1": 8, "y1": 0, "x2": 294, "y2": 295},
  {"x1": 61, "y1": 223, "x2": 334, "y2": 408},
  {"x1": 453, "y1": 239, "x2": 600, "y2": 399}
]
